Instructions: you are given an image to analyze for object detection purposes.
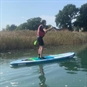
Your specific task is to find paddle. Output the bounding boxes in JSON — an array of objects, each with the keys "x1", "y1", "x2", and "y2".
[{"x1": 34, "y1": 40, "x2": 37, "y2": 45}]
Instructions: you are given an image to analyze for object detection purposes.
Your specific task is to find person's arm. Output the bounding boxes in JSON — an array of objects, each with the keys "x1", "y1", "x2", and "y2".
[{"x1": 43, "y1": 26, "x2": 53, "y2": 33}]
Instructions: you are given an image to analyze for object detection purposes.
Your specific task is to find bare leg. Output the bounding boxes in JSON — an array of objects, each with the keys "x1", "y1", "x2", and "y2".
[
  {"x1": 38, "y1": 47, "x2": 40, "y2": 55},
  {"x1": 40, "y1": 46, "x2": 43, "y2": 58},
  {"x1": 38, "y1": 46, "x2": 43, "y2": 58},
  {"x1": 38, "y1": 46, "x2": 41, "y2": 57}
]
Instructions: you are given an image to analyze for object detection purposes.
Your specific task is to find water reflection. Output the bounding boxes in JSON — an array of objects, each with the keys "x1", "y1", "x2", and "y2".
[
  {"x1": 77, "y1": 48, "x2": 87, "y2": 71},
  {"x1": 39, "y1": 65, "x2": 48, "y2": 87},
  {"x1": 58, "y1": 58, "x2": 80, "y2": 71},
  {"x1": 57, "y1": 47, "x2": 87, "y2": 74}
]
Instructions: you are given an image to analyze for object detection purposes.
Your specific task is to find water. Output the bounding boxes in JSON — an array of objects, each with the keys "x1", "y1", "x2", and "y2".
[{"x1": 0, "y1": 45, "x2": 87, "y2": 87}]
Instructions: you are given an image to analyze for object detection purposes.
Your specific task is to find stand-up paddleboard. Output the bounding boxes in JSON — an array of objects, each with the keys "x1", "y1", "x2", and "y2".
[{"x1": 10, "y1": 52, "x2": 75, "y2": 67}]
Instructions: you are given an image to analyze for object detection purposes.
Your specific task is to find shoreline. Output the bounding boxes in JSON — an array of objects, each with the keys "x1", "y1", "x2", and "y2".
[{"x1": 0, "y1": 44, "x2": 87, "y2": 58}]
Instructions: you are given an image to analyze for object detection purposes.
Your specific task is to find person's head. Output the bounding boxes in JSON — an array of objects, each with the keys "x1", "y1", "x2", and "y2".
[{"x1": 41, "y1": 20, "x2": 46, "y2": 26}]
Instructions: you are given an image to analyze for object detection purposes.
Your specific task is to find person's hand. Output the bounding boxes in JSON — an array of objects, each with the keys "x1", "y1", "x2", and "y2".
[{"x1": 50, "y1": 26, "x2": 53, "y2": 29}]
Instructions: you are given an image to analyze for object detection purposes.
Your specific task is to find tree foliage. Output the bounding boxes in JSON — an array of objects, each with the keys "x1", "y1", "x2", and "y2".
[
  {"x1": 74, "y1": 3, "x2": 87, "y2": 31},
  {"x1": 6, "y1": 25, "x2": 10, "y2": 30},
  {"x1": 55, "y1": 4, "x2": 78, "y2": 31},
  {"x1": 5, "y1": 17, "x2": 42, "y2": 31},
  {"x1": 27, "y1": 17, "x2": 42, "y2": 30},
  {"x1": 16, "y1": 23, "x2": 28, "y2": 30},
  {"x1": 10, "y1": 24, "x2": 17, "y2": 31},
  {"x1": 6, "y1": 24, "x2": 17, "y2": 31}
]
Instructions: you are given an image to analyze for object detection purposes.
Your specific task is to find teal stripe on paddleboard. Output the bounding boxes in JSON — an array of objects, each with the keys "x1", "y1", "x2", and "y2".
[{"x1": 29, "y1": 57, "x2": 40, "y2": 61}]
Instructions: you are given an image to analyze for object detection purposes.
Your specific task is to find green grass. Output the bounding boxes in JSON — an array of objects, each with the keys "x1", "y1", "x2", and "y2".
[{"x1": 0, "y1": 30, "x2": 87, "y2": 52}]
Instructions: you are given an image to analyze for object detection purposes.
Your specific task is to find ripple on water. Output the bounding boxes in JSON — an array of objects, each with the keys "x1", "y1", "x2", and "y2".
[
  {"x1": 10, "y1": 82, "x2": 18, "y2": 87},
  {"x1": 65, "y1": 85, "x2": 68, "y2": 87},
  {"x1": 5, "y1": 86, "x2": 9, "y2": 87},
  {"x1": 0, "y1": 72, "x2": 3, "y2": 75}
]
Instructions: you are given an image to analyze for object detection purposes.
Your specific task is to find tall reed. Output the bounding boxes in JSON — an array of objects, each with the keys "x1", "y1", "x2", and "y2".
[{"x1": 0, "y1": 30, "x2": 87, "y2": 51}]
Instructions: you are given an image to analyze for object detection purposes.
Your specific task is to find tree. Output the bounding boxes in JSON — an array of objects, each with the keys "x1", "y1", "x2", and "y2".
[
  {"x1": 74, "y1": 3, "x2": 87, "y2": 31},
  {"x1": 17, "y1": 17, "x2": 41, "y2": 30},
  {"x1": 27, "y1": 17, "x2": 42, "y2": 30},
  {"x1": 2, "y1": 28, "x2": 6, "y2": 31},
  {"x1": 6, "y1": 24, "x2": 10, "y2": 30},
  {"x1": 16, "y1": 22, "x2": 28, "y2": 30},
  {"x1": 10, "y1": 24, "x2": 17, "y2": 31},
  {"x1": 46, "y1": 25, "x2": 52, "y2": 29},
  {"x1": 6, "y1": 24, "x2": 17, "y2": 31},
  {"x1": 55, "y1": 4, "x2": 78, "y2": 31}
]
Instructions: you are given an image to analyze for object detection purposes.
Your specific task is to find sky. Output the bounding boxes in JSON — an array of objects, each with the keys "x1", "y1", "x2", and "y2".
[{"x1": 0, "y1": 0, "x2": 87, "y2": 30}]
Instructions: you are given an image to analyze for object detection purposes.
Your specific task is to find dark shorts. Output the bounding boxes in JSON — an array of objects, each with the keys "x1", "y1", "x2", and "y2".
[{"x1": 37, "y1": 37, "x2": 44, "y2": 46}]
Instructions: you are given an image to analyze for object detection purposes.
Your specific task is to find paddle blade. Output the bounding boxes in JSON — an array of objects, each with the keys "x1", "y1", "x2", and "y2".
[{"x1": 34, "y1": 40, "x2": 37, "y2": 45}]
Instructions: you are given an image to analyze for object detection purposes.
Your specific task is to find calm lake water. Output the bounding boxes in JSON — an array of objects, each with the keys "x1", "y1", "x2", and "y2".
[{"x1": 0, "y1": 45, "x2": 87, "y2": 87}]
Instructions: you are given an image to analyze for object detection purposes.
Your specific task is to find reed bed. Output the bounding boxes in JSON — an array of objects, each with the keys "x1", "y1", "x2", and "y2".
[{"x1": 0, "y1": 30, "x2": 87, "y2": 51}]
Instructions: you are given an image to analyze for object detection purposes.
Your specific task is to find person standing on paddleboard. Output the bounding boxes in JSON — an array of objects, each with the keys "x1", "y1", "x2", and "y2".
[{"x1": 37, "y1": 20, "x2": 53, "y2": 59}]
